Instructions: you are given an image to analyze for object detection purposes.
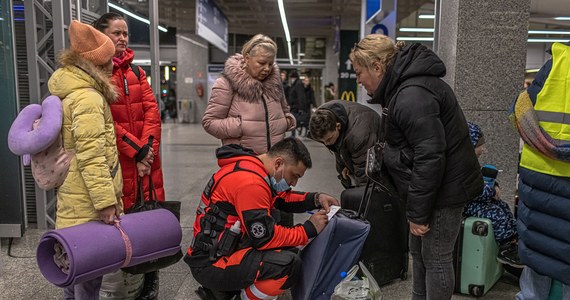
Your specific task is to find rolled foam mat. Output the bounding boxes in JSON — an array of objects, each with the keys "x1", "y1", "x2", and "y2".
[{"x1": 36, "y1": 209, "x2": 182, "y2": 287}]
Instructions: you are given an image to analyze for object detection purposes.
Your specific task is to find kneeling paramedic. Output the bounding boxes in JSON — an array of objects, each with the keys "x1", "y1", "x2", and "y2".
[{"x1": 185, "y1": 137, "x2": 339, "y2": 299}]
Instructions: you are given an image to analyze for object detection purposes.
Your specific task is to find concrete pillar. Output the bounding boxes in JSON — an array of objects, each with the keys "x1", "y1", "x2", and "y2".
[
  {"x1": 436, "y1": 0, "x2": 531, "y2": 203},
  {"x1": 324, "y1": 36, "x2": 339, "y2": 100},
  {"x1": 176, "y1": 34, "x2": 209, "y2": 123}
]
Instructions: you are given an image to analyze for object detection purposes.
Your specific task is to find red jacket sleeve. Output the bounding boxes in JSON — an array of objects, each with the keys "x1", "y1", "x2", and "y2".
[
  {"x1": 137, "y1": 68, "x2": 162, "y2": 153},
  {"x1": 232, "y1": 174, "x2": 312, "y2": 250},
  {"x1": 115, "y1": 123, "x2": 145, "y2": 159}
]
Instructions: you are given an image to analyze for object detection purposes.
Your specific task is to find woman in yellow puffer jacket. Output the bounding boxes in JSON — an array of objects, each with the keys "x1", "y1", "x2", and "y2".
[{"x1": 47, "y1": 20, "x2": 122, "y2": 299}]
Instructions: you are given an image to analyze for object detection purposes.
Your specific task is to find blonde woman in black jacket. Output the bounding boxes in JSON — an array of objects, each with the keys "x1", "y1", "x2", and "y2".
[{"x1": 350, "y1": 34, "x2": 483, "y2": 300}]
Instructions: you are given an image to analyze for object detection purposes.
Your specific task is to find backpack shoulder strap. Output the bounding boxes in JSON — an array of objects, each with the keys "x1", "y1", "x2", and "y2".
[{"x1": 130, "y1": 63, "x2": 141, "y2": 80}]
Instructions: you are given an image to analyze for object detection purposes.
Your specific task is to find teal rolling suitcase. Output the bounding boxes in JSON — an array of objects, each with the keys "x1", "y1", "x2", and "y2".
[{"x1": 454, "y1": 217, "x2": 504, "y2": 297}]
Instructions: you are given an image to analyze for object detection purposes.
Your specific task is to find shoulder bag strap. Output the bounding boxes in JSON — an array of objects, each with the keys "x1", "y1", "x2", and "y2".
[
  {"x1": 146, "y1": 135, "x2": 158, "y2": 201},
  {"x1": 136, "y1": 176, "x2": 146, "y2": 205},
  {"x1": 130, "y1": 63, "x2": 141, "y2": 81}
]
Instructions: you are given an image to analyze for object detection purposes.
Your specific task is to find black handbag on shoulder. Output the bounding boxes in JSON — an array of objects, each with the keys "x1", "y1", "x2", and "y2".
[
  {"x1": 365, "y1": 107, "x2": 398, "y2": 197},
  {"x1": 122, "y1": 176, "x2": 183, "y2": 275}
]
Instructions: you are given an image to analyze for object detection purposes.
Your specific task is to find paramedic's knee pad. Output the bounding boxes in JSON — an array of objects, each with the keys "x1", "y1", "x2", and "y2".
[{"x1": 261, "y1": 250, "x2": 301, "y2": 289}]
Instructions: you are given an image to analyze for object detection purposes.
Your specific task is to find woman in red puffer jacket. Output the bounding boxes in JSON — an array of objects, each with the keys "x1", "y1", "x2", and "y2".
[{"x1": 94, "y1": 13, "x2": 164, "y2": 211}]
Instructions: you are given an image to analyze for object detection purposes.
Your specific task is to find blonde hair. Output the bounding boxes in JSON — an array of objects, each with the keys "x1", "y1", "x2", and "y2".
[
  {"x1": 241, "y1": 34, "x2": 277, "y2": 58},
  {"x1": 349, "y1": 34, "x2": 405, "y2": 71}
]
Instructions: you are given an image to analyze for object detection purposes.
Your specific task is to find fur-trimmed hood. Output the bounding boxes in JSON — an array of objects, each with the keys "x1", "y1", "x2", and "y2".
[
  {"x1": 48, "y1": 49, "x2": 118, "y2": 103},
  {"x1": 222, "y1": 53, "x2": 284, "y2": 103}
]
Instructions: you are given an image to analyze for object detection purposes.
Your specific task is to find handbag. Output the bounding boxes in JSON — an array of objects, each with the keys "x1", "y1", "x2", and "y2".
[
  {"x1": 122, "y1": 176, "x2": 183, "y2": 274},
  {"x1": 126, "y1": 176, "x2": 181, "y2": 220},
  {"x1": 365, "y1": 107, "x2": 397, "y2": 197}
]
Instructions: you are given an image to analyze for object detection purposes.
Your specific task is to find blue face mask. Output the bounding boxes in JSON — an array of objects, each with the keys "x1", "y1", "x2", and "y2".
[{"x1": 271, "y1": 164, "x2": 291, "y2": 192}]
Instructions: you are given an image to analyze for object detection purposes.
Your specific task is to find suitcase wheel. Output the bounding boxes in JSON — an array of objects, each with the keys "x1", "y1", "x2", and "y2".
[
  {"x1": 472, "y1": 221, "x2": 489, "y2": 236},
  {"x1": 469, "y1": 284, "x2": 484, "y2": 297}
]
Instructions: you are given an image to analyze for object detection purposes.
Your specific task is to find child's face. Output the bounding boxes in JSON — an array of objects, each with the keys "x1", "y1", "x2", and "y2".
[{"x1": 475, "y1": 144, "x2": 487, "y2": 158}]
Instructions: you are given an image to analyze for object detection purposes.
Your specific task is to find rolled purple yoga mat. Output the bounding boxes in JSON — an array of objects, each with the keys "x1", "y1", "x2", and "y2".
[{"x1": 36, "y1": 209, "x2": 182, "y2": 287}]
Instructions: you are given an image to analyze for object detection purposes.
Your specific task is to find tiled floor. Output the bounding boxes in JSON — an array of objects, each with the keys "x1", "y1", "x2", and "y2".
[{"x1": 0, "y1": 123, "x2": 520, "y2": 299}]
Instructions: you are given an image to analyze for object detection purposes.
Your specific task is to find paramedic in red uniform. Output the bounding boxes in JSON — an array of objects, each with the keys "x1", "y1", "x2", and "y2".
[{"x1": 185, "y1": 137, "x2": 339, "y2": 300}]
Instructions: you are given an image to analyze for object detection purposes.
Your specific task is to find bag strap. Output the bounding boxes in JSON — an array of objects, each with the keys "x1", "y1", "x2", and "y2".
[
  {"x1": 114, "y1": 219, "x2": 133, "y2": 267},
  {"x1": 358, "y1": 81, "x2": 421, "y2": 217},
  {"x1": 147, "y1": 175, "x2": 158, "y2": 201},
  {"x1": 377, "y1": 77, "x2": 427, "y2": 144},
  {"x1": 136, "y1": 175, "x2": 159, "y2": 202},
  {"x1": 138, "y1": 135, "x2": 158, "y2": 202},
  {"x1": 130, "y1": 63, "x2": 141, "y2": 80},
  {"x1": 136, "y1": 176, "x2": 146, "y2": 206}
]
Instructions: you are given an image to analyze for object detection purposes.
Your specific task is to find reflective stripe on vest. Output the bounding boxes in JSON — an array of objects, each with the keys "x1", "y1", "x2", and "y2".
[{"x1": 520, "y1": 42, "x2": 570, "y2": 177}]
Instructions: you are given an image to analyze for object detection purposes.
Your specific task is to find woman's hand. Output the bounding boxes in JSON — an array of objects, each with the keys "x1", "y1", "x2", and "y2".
[
  {"x1": 99, "y1": 205, "x2": 118, "y2": 224},
  {"x1": 410, "y1": 221, "x2": 430, "y2": 237},
  {"x1": 141, "y1": 148, "x2": 154, "y2": 165},
  {"x1": 341, "y1": 167, "x2": 350, "y2": 179},
  {"x1": 136, "y1": 162, "x2": 151, "y2": 177},
  {"x1": 285, "y1": 113, "x2": 297, "y2": 131}
]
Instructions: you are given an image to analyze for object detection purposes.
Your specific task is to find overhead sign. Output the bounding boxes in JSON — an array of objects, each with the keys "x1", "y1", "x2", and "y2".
[
  {"x1": 207, "y1": 64, "x2": 224, "y2": 101},
  {"x1": 341, "y1": 91, "x2": 356, "y2": 102},
  {"x1": 372, "y1": 10, "x2": 396, "y2": 40},
  {"x1": 196, "y1": 0, "x2": 228, "y2": 53},
  {"x1": 366, "y1": 0, "x2": 382, "y2": 23},
  {"x1": 338, "y1": 30, "x2": 359, "y2": 102},
  {"x1": 365, "y1": 0, "x2": 396, "y2": 40}
]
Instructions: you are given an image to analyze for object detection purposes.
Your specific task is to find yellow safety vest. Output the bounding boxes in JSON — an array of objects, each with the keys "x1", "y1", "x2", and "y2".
[{"x1": 520, "y1": 42, "x2": 570, "y2": 177}]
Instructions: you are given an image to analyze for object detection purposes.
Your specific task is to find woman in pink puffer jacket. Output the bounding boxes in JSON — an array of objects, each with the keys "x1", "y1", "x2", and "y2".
[{"x1": 202, "y1": 34, "x2": 296, "y2": 154}]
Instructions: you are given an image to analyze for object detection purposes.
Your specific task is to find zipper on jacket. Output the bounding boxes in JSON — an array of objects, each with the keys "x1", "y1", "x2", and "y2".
[
  {"x1": 123, "y1": 76, "x2": 129, "y2": 95},
  {"x1": 261, "y1": 96, "x2": 271, "y2": 151},
  {"x1": 122, "y1": 69, "x2": 135, "y2": 137}
]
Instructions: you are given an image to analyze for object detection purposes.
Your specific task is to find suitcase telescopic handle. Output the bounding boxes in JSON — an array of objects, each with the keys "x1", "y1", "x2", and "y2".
[{"x1": 357, "y1": 178, "x2": 374, "y2": 219}]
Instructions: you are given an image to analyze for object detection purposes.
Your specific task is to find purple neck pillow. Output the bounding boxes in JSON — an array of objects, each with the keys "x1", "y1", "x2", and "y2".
[{"x1": 8, "y1": 96, "x2": 63, "y2": 164}]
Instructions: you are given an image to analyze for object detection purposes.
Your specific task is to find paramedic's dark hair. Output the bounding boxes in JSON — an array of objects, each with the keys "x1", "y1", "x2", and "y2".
[{"x1": 268, "y1": 137, "x2": 312, "y2": 168}]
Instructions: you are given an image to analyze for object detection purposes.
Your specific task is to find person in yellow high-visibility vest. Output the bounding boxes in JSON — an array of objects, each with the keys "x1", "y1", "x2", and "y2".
[{"x1": 515, "y1": 42, "x2": 570, "y2": 299}]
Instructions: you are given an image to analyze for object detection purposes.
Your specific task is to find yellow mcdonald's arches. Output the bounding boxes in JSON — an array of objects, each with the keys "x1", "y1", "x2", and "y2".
[{"x1": 340, "y1": 91, "x2": 355, "y2": 102}]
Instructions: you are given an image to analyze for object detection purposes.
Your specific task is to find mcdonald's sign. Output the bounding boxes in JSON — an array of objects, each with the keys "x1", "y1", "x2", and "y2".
[
  {"x1": 339, "y1": 30, "x2": 359, "y2": 104},
  {"x1": 340, "y1": 91, "x2": 356, "y2": 102}
]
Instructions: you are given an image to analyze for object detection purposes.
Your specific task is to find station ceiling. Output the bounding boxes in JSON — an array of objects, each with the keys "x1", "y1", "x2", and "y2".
[
  {"x1": 115, "y1": 0, "x2": 429, "y2": 37},
  {"x1": 116, "y1": 0, "x2": 570, "y2": 38}
]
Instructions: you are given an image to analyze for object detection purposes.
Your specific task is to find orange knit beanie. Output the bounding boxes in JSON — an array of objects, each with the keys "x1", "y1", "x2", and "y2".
[{"x1": 69, "y1": 20, "x2": 115, "y2": 66}]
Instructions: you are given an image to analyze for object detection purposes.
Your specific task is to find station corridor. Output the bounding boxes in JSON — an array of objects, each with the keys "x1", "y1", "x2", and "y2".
[{"x1": 0, "y1": 123, "x2": 520, "y2": 299}]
